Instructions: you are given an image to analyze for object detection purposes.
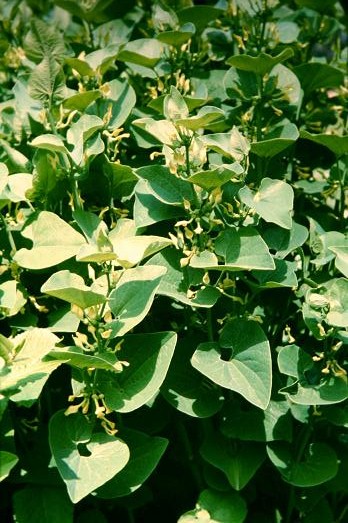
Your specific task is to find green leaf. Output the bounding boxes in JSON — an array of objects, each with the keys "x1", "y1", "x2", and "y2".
[
  {"x1": 157, "y1": 23, "x2": 195, "y2": 47},
  {"x1": 27, "y1": 150, "x2": 59, "y2": 203},
  {"x1": 179, "y1": 488, "x2": 247, "y2": 523},
  {"x1": 201, "y1": 128, "x2": 250, "y2": 161},
  {"x1": 0, "y1": 328, "x2": 62, "y2": 404},
  {"x1": 0, "y1": 140, "x2": 31, "y2": 173},
  {"x1": 224, "y1": 68, "x2": 258, "y2": 101},
  {"x1": 145, "y1": 249, "x2": 220, "y2": 308},
  {"x1": 13, "y1": 487, "x2": 73, "y2": 523},
  {"x1": 261, "y1": 221, "x2": 309, "y2": 259},
  {"x1": 267, "y1": 442, "x2": 338, "y2": 487},
  {"x1": 108, "y1": 222, "x2": 172, "y2": 268},
  {"x1": 135, "y1": 165, "x2": 194, "y2": 205},
  {"x1": 1, "y1": 173, "x2": 32, "y2": 203},
  {"x1": 187, "y1": 162, "x2": 244, "y2": 191},
  {"x1": 49, "y1": 411, "x2": 130, "y2": 503},
  {"x1": 300, "y1": 131, "x2": 348, "y2": 157},
  {"x1": 41, "y1": 270, "x2": 106, "y2": 309},
  {"x1": 252, "y1": 259, "x2": 298, "y2": 289},
  {"x1": 97, "y1": 331, "x2": 176, "y2": 413},
  {"x1": 325, "y1": 279, "x2": 348, "y2": 327},
  {"x1": 66, "y1": 114, "x2": 104, "y2": 165},
  {"x1": 163, "y1": 85, "x2": 189, "y2": 120},
  {"x1": 28, "y1": 55, "x2": 65, "y2": 104},
  {"x1": 132, "y1": 117, "x2": 179, "y2": 146},
  {"x1": 176, "y1": 105, "x2": 225, "y2": 131},
  {"x1": 46, "y1": 346, "x2": 122, "y2": 373},
  {"x1": 239, "y1": 178, "x2": 294, "y2": 229},
  {"x1": 250, "y1": 123, "x2": 299, "y2": 157},
  {"x1": 190, "y1": 227, "x2": 275, "y2": 272},
  {"x1": 54, "y1": 0, "x2": 115, "y2": 23},
  {"x1": 14, "y1": 211, "x2": 86, "y2": 269},
  {"x1": 63, "y1": 90, "x2": 101, "y2": 111},
  {"x1": 72, "y1": 212, "x2": 115, "y2": 263},
  {"x1": 0, "y1": 280, "x2": 18, "y2": 311},
  {"x1": 295, "y1": 0, "x2": 336, "y2": 13},
  {"x1": 87, "y1": 79, "x2": 136, "y2": 130},
  {"x1": 81, "y1": 45, "x2": 120, "y2": 76},
  {"x1": 330, "y1": 246, "x2": 348, "y2": 278},
  {"x1": 134, "y1": 180, "x2": 185, "y2": 227},
  {"x1": 30, "y1": 134, "x2": 68, "y2": 154},
  {"x1": 108, "y1": 265, "x2": 166, "y2": 338},
  {"x1": 201, "y1": 432, "x2": 265, "y2": 490},
  {"x1": 161, "y1": 339, "x2": 224, "y2": 418},
  {"x1": 294, "y1": 63, "x2": 345, "y2": 95},
  {"x1": 0, "y1": 450, "x2": 18, "y2": 482},
  {"x1": 192, "y1": 319, "x2": 272, "y2": 409},
  {"x1": 278, "y1": 345, "x2": 348, "y2": 405},
  {"x1": 117, "y1": 39, "x2": 163, "y2": 68},
  {"x1": 48, "y1": 306, "x2": 80, "y2": 333},
  {"x1": 220, "y1": 399, "x2": 292, "y2": 442},
  {"x1": 226, "y1": 48, "x2": 294, "y2": 76},
  {"x1": 103, "y1": 158, "x2": 137, "y2": 199},
  {"x1": 23, "y1": 18, "x2": 67, "y2": 64},
  {"x1": 96, "y1": 429, "x2": 168, "y2": 498},
  {"x1": 177, "y1": 6, "x2": 224, "y2": 32}
]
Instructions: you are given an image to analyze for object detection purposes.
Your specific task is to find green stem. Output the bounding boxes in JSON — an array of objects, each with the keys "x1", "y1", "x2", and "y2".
[
  {"x1": 46, "y1": 106, "x2": 83, "y2": 211},
  {"x1": 338, "y1": 157, "x2": 347, "y2": 222},
  {"x1": 285, "y1": 424, "x2": 313, "y2": 523},
  {"x1": 336, "y1": 503, "x2": 348, "y2": 522},
  {"x1": 176, "y1": 417, "x2": 204, "y2": 491},
  {"x1": 206, "y1": 308, "x2": 214, "y2": 342},
  {"x1": 185, "y1": 142, "x2": 191, "y2": 178},
  {"x1": 0, "y1": 212, "x2": 16, "y2": 255}
]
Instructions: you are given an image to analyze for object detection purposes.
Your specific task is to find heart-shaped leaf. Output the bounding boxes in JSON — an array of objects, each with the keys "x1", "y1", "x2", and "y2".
[
  {"x1": 192, "y1": 319, "x2": 272, "y2": 409},
  {"x1": 267, "y1": 441, "x2": 338, "y2": 487},
  {"x1": 49, "y1": 411, "x2": 130, "y2": 503}
]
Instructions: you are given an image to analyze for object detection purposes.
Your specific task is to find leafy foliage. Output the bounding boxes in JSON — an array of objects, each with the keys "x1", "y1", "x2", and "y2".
[{"x1": 0, "y1": 0, "x2": 347, "y2": 521}]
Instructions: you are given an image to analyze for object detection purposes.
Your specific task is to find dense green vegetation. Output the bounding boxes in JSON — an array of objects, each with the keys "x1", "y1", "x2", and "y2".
[{"x1": 0, "y1": 1, "x2": 347, "y2": 521}]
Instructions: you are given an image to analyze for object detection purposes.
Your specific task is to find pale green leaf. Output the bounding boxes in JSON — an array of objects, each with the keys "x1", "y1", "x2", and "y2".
[
  {"x1": 164, "y1": 85, "x2": 189, "y2": 121},
  {"x1": 239, "y1": 178, "x2": 294, "y2": 229},
  {"x1": 14, "y1": 212, "x2": 86, "y2": 269},
  {"x1": 49, "y1": 411, "x2": 130, "y2": 503},
  {"x1": 41, "y1": 270, "x2": 106, "y2": 309},
  {"x1": 30, "y1": 134, "x2": 68, "y2": 154},
  {"x1": 117, "y1": 38, "x2": 163, "y2": 68},
  {"x1": 201, "y1": 128, "x2": 250, "y2": 161},
  {"x1": 0, "y1": 328, "x2": 62, "y2": 404}
]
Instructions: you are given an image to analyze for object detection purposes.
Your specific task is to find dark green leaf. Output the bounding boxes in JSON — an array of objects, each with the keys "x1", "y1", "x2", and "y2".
[{"x1": 96, "y1": 429, "x2": 168, "y2": 498}]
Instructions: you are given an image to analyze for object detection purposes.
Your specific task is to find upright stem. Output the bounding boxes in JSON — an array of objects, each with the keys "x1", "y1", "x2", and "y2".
[
  {"x1": 0, "y1": 212, "x2": 16, "y2": 255},
  {"x1": 206, "y1": 308, "x2": 214, "y2": 342},
  {"x1": 285, "y1": 424, "x2": 313, "y2": 523},
  {"x1": 46, "y1": 106, "x2": 83, "y2": 211}
]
